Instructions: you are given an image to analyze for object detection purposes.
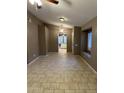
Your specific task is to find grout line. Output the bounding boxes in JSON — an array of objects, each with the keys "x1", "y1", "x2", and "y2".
[{"x1": 79, "y1": 55, "x2": 97, "y2": 74}]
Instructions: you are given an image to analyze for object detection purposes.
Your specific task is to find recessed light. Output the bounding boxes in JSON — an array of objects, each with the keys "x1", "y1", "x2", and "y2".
[{"x1": 59, "y1": 17, "x2": 65, "y2": 22}]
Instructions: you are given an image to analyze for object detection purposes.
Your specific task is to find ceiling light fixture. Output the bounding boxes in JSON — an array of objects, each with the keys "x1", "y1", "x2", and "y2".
[
  {"x1": 59, "y1": 17, "x2": 65, "y2": 22},
  {"x1": 60, "y1": 29, "x2": 64, "y2": 33}
]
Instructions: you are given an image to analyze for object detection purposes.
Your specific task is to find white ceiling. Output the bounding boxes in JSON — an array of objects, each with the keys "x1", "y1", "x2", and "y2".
[{"x1": 27, "y1": 0, "x2": 97, "y2": 28}]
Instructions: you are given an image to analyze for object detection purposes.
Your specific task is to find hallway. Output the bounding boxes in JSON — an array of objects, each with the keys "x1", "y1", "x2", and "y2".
[{"x1": 28, "y1": 53, "x2": 96, "y2": 93}]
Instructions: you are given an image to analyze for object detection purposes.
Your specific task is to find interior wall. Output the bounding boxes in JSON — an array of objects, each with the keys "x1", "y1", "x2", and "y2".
[
  {"x1": 38, "y1": 23, "x2": 47, "y2": 55},
  {"x1": 46, "y1": 24, "x2": 58, "y2": 52},
  {"x1": 65, "y1": 29, "x2": 72, "y2": 52},
  {"x1": 27, "y1": 11, "x2": 42, "y2": 63},
  {"x1": 46, "y1": 24, "x2": 72, "y2": 52},
  {"x1": 72, "y1": 29, "x2": 74, "y2": 54},
  {"x1": 81, "y1": 17, "x2": 97, "y2": 71},
  {"x1": 45, "y1": 26, "x2": 49, "y2": 54},
  {"x1": 73, "y1": 26, "x2": 81, "y2": 55}
]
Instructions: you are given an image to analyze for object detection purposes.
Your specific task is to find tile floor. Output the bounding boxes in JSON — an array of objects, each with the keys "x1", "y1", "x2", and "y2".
[
  {"x1": 58, "y1": 48, "x2": 66, "y2": 54},
  {"x1": 27, "y1": 52, "x2": 97, "y2": 93}
]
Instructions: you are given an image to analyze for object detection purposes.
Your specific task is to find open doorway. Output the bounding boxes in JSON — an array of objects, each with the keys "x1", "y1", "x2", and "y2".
[{"x1": 58, "y1": 33, "x2": 67, "y2": 53}]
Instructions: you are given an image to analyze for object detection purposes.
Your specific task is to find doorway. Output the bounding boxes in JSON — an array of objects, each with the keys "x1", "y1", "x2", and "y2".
[{"x1": 58, "y1": 33, "x2": 67, "y2": 53}]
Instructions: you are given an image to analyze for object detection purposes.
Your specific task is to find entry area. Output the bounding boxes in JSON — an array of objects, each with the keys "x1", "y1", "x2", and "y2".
[{"x1": 58, "y1": 33, "x2": 67, "y2": 54}]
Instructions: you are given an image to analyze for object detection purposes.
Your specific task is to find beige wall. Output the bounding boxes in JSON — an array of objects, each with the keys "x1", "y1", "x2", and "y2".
[
  {"x1": 45, "y1": 26, "x2": 49, "y2": 54},
  {"x1": 81, "y1": 17, "x2": 97, "y2": 71},
  {"x1": 73, "y1": 26, "x2": 81, "y2": 55},
  {"x1": 38, "y1": 23, "x2": 47, "y2": 55},
  {"x1": 27, "y1": 11, "x2": 42, "y2": 63},
  {"x1": 66, "y1": 28, "x2": 72, "y2": 52},
  {"x1": 46, "y1": 24, "x2": 72, "y2": 52},
  {"x1": 46, "y1": 24, "x2": 59, "y2": 52}
]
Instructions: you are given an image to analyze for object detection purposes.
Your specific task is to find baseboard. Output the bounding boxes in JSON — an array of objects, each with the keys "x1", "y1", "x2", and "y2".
[
  {"x1": 28, "y1": 56, "x2": 40, "y2": 65},
  {"x1": 79, "y1": 56, "x2": 97, "y2": 74}
]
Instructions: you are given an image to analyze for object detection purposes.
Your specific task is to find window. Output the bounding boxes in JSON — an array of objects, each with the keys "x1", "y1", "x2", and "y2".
[
  {"x1": 82, "y1": 28, "x2": 92, "y2": 54},
  {"x1": 58, "y1": 34, "x2": 67, "y2": 49},
  {"x1": 58, "y1": 34, "x2": 67, "y2": 44},
  {"x1": 87, "y1": 31, "x2": 92, "y2": 51}
]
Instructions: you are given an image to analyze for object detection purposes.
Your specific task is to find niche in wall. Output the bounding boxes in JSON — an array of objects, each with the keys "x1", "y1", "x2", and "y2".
[{"x1": 81, "y1": 28, "x2": 92, "y2": 58}]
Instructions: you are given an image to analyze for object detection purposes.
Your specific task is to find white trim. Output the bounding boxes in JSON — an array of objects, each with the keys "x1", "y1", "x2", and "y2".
[
  {"x1": 28, "y1": 56, "x2": 40, "y2": 65},
  {"x1": 79, "y1": 56, "x2": 97, "y2": 74}
]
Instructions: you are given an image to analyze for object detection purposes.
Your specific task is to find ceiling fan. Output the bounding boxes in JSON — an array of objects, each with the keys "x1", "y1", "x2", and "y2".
[
  {"x1": 45, "y1": 0, "x2": 72, "y2": 6},
  {"x1": 29, "y1": 0, "x2": 72, "y2": 10},
  {"x1": 29, "y1": 0, "x2": 59, "y2": 9},
  {"x1": 46, "y1": 0, "x2": 59, "y2": 5},
  {"x1": 46, "y1": 0, "x2": 72, "y2": 6}
]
